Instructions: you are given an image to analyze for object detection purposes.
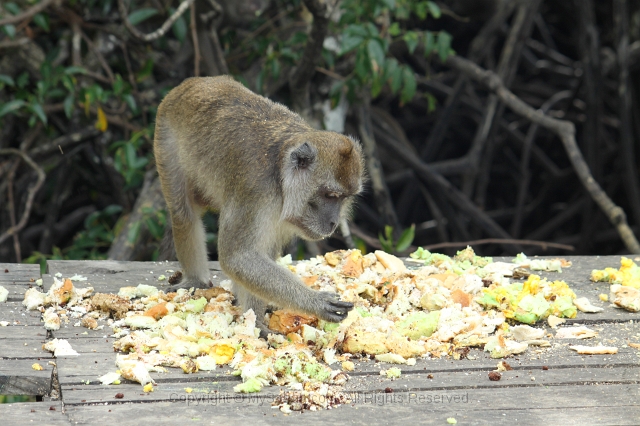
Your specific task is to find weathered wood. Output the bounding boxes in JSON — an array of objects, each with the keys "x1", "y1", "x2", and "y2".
[
  {"x1": 0, "y1": 263, "x2": 41, "y2": 282},
  {"x1": 60, "y1": 384, "x2": 640, "y2": 425},
  {"x1": 59, "y1": 364, "x2": 640, "y2": 405},
  {"x1": 0, "y1": 326, "x2": 51, "y2": 358},
  {"x1": 43, "y1": 261, "x2": 228, "y2": 294},
  {"x1": 0, "y1": 402, "x2": 70, "y2": 425},
  {"x1": 0, "y1": 358, "x2": 52, "y2": 395},
  {"x1": 0, "y1": 302, "x2": 44, "y2": 326},
  {"x1": 1, "y1": 257, "x2": 639, "y2": 423}
]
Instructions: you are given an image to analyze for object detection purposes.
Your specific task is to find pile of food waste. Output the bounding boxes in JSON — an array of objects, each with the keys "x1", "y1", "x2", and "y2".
[{"x1": 24, "y1": 247, "x2": 627, "y2": 411}]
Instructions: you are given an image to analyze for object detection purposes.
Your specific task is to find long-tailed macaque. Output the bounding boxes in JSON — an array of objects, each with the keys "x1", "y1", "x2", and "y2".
[{"x1": 154, "y1": 76, "x2": 364, "y2": 334}]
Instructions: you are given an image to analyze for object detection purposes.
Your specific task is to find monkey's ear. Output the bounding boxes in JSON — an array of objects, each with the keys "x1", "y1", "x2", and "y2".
[{"x1": 291, "y1": 142, "x2": 316, "y2": 170}]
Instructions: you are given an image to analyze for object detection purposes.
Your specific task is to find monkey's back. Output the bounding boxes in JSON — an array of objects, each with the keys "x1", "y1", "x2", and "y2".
[{"x1": 155, "y1": 76, "x2": 312, "y2": 207}]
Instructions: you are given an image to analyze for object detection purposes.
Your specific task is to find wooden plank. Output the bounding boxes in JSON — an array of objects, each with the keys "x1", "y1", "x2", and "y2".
[
  {"x1": 55, "y1": 353, "x2": 235, "y2": 386},
  {"x1": 0, "y1": 302, "x2": 43, "y2": 326},
  {"x1": 0, "y1": 263, "x2": 41, "y2": 283},
  {"x1": 42, "y1": 263, "x2": 229, "y2": 295},
  {"x1": 58, "y1": 364, "x2": 640, "y2": 405},
  {"x1": 61, "y1": 384, "x2": 640, "y2": 425},
  {"x1": 0, "y1": 326, "x2": 52, "y2": 359},
  {"x1": 0, "y1": 401, "x2": 70, "y2": 425},
  {"x1": 51, "y1": 319, "x2": 640, "y2": 381},
  {"x1": 0, "y1": 359, "x2": 52, "y2": 395}
]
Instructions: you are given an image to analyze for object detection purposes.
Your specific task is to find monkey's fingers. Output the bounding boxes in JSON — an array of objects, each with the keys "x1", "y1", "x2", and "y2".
[
  {"x1": 328, "y1": 300, "x2": 354, "y2": 311},
  {"x1": 314, "y1": 292, "x2": 354, "y2": 322},
  {"x1": 166, "y1": 278, "x2": 212, "y2": 292}
]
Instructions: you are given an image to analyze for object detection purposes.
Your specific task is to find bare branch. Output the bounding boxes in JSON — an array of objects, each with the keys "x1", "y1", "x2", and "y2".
[
  {"x1": 290, "y1": 0, "x2": 335, "y2": 117},
  {"x1": 446, "y1": 54, "x2": 640, "y2": 253},
  {"x1": 190, "y1": 2, "x2": 200, "y2": 76},
  {"x1": 118, "y1": 0, "x2": 195, "y2": 42},
  {"x1": 0, "y1": 149, "x2": 46, "y2": 246},
  {"x1": 0, "y1": 0, "x2": 57, "y2": 26}
]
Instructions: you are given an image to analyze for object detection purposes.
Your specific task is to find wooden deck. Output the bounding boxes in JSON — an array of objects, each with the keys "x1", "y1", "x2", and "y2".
[{"x1": 1, "y1": 256, "x2": 640, "y2": 425}]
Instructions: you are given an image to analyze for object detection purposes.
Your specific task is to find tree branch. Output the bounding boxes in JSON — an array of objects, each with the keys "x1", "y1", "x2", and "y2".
[
  {"x1": 289, "y1": 0, "x2": 334, "y2": 119},
  {"x1": 0, "y1": 0, "x2": 58, "y2": 26},
  {"x1": 0, "y1": 149, "x2": 46, "y2": 246},
  {"x1": 445, "y1": 54, "x2": 640, "y2": 253},
  {"x1": 118, "y1": 0, "x2": 195, "y2": 42}
]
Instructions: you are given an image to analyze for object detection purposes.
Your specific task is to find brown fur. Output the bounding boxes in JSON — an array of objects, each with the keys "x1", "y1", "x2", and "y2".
[{"x1": 154, "y1": 76, "x2": 364, "y2": 335}]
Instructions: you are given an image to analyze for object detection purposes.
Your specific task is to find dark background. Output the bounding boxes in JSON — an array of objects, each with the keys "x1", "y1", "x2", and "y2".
[{"x1": 2, "y1": 0, "x2": 640, "y2": 268}]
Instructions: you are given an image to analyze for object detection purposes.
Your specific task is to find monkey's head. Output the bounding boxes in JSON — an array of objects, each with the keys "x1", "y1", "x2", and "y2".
[{"x1": 281, "y1": 133, "x2": 364, "y2": 241}]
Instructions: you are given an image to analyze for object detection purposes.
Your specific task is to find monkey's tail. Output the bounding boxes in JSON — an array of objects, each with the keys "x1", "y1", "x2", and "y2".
[{"x1": 157, "y1": 220, "x2": 177, "y2": 261}]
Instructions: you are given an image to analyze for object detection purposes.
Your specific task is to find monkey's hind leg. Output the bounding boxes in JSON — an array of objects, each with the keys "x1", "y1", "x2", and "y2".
[
  {"x1": 167, "y1": 211, "x2": 212, "y2": 290},
  {"x1": 233, "y1": 283, "x2": 270, "y2": 338}
]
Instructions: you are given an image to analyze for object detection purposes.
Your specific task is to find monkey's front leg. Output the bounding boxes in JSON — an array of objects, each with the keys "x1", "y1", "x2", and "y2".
[
  {"x1": 167, "y1": 213, "x2": 212, "y2": 291},
  {"x1": 221, "y1": 252, "x2": 354, "y2": 324}
]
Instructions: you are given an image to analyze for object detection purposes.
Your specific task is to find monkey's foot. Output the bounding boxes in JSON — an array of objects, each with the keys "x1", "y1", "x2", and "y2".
[
  {"x1": 256, "y1": 321, "x2": 274, "y2": 340},
  {"x1": 166, "y1": 277, "x2": 213, "y2": 292},
  {"x1": 311, "y1": 291, "x2": 354, "y2": 323}
]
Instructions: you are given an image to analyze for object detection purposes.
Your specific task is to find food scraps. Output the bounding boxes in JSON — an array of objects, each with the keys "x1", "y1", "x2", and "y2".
[
  {"x1": 25, "y1": 246, "x2": 620, "y2": 409},
  {"x1": 569, "y1": 345, "x2": 618, "y2": 355}
]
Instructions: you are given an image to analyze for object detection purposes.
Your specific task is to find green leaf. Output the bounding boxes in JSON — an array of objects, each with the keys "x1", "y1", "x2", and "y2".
[
  {"x1": 63, "y1": 95, "x2": 74, "y2": 118},
  {"x1": 340, "y1": 34, "x2": 364, "y2": 55},
  {"x1": 2, "y1": 24, "x2": 16, "y2": 39},
  {"x1": 400, "y1": 66, "x2": 416, "y2": 104},
  {"x1": 329, "y1": 80, "x2": 344, "y2": 108},
  {"x1": 0, "y1": 74, "x2": 15, "y2": 86},
  {"x1": 414, "y1": 2, "x2": 428, "y2": 20},
  {"x1": 0, "y1": 99, "x2": 26, "y2": 117},
  {"x1": 379, "y1": 238, "x2": 393, "y2": 254},
  {"x1": 128, "y1": 8, "x2": 158, "y2": 25},
  {"x1": 345, "y1": 24, "x2": 369, "y2": 38},
  {"x1": 127, "y1": 220, "x2": 142, "y2": 244},
  {"x1": 65, "y1": 66, "x2": 87, "y2": 75},
  {"x1": 427, "y1": 1, "x2": 441, "y2": 18},
  {"x1": 136, "y1": 59, "x2": 154, "y2": 82},
  {"x1": 16, "y1": 72, "x2": 29, "y2": 88},
  {"x1": 124, "y1": 143, "x2": 137, "y2": 167},
  {"x1": 270, "y1": 58, "x2": 281, "y2": 79},
  {"x1": 4, "y1": 2, "x2": 21, "y2": 15},
  {"x1": 388, "y1": 22, "x2": 401, "y2": 37},
  {"x1": 355, "y1": 48, "x2": 370, "y2": 80},
  {"x1": 33, "y1": 13, "x2": 49, "y2": 32},
  {"x1": 395, "y1": 224, "x2": 415, "y2": 252},
  {"x1": 367, "y1": 38, "x2": 385, "y2": 72},
  {"x1": 103, "y1": 204, "x2": 123, "y2": 216},
  {"x1": 380, "y1": 0, "x2": 395, "y2": 9},
  {"x1": 425, "y1": 92, "x2": 437, "y2": 113},
  {"x1": 112, "y1": 75, "x2": 124, "y2": 95},
  {"x1": 145, "y1": 217, "x2": 163, "y2": 240},
  {"x1": 172, "y1": 14, "x2": 187, "y2": 43},
  {"x1": 29, "y1": 103, "x2": 47, "y2": 125},
  {"x1": 423, "y1": 31, "x2": 435, "y2": 56},
  {"x1": 403, "y1": 31, "x2": 419, "y2": 54},
  {"x1": 437, "y1": 31, "x2": 453, "y2": 62},
  {"x1": 389, "y1": 62, "x2": 402, "y2": 94},
  {"x1": 123, "y1": 94, "x2": 138, "y2": 113},
  {"x1": 364, "y1": 22, "x2": 380, "y2": 38},
  {"x1": 371, "y1": 73, "x2": 383, "y2": 98},
  {"x1": 384, "y1": 225, "x2": 393, "y2": 241}
]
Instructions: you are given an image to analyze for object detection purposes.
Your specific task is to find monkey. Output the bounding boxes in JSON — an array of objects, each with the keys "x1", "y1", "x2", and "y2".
[{"x1": 153, "y1": 76, "x2": 364, "y2": 336}]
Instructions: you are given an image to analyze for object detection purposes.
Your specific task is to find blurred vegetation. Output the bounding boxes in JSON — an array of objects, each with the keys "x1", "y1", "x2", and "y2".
[{"x1": 2, "y1": 0, "x2": 640, "y2": 265}]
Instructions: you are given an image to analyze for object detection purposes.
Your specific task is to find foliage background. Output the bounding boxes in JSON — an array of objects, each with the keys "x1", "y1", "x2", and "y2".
[{"x1": 2, "y1": 0, "x2": 640, "y2": 267}]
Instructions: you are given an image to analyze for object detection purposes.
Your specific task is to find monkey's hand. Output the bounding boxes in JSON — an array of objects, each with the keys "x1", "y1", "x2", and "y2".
[
  {"x1": 221, "y1": 252, "x2": 354, "y2": 324},
  {"x1": 167, "y1": 276, "x2": 213, "y2": 292},
  {"x1": 310, "y1": 291, "x2": 354, "y2": 323}
]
